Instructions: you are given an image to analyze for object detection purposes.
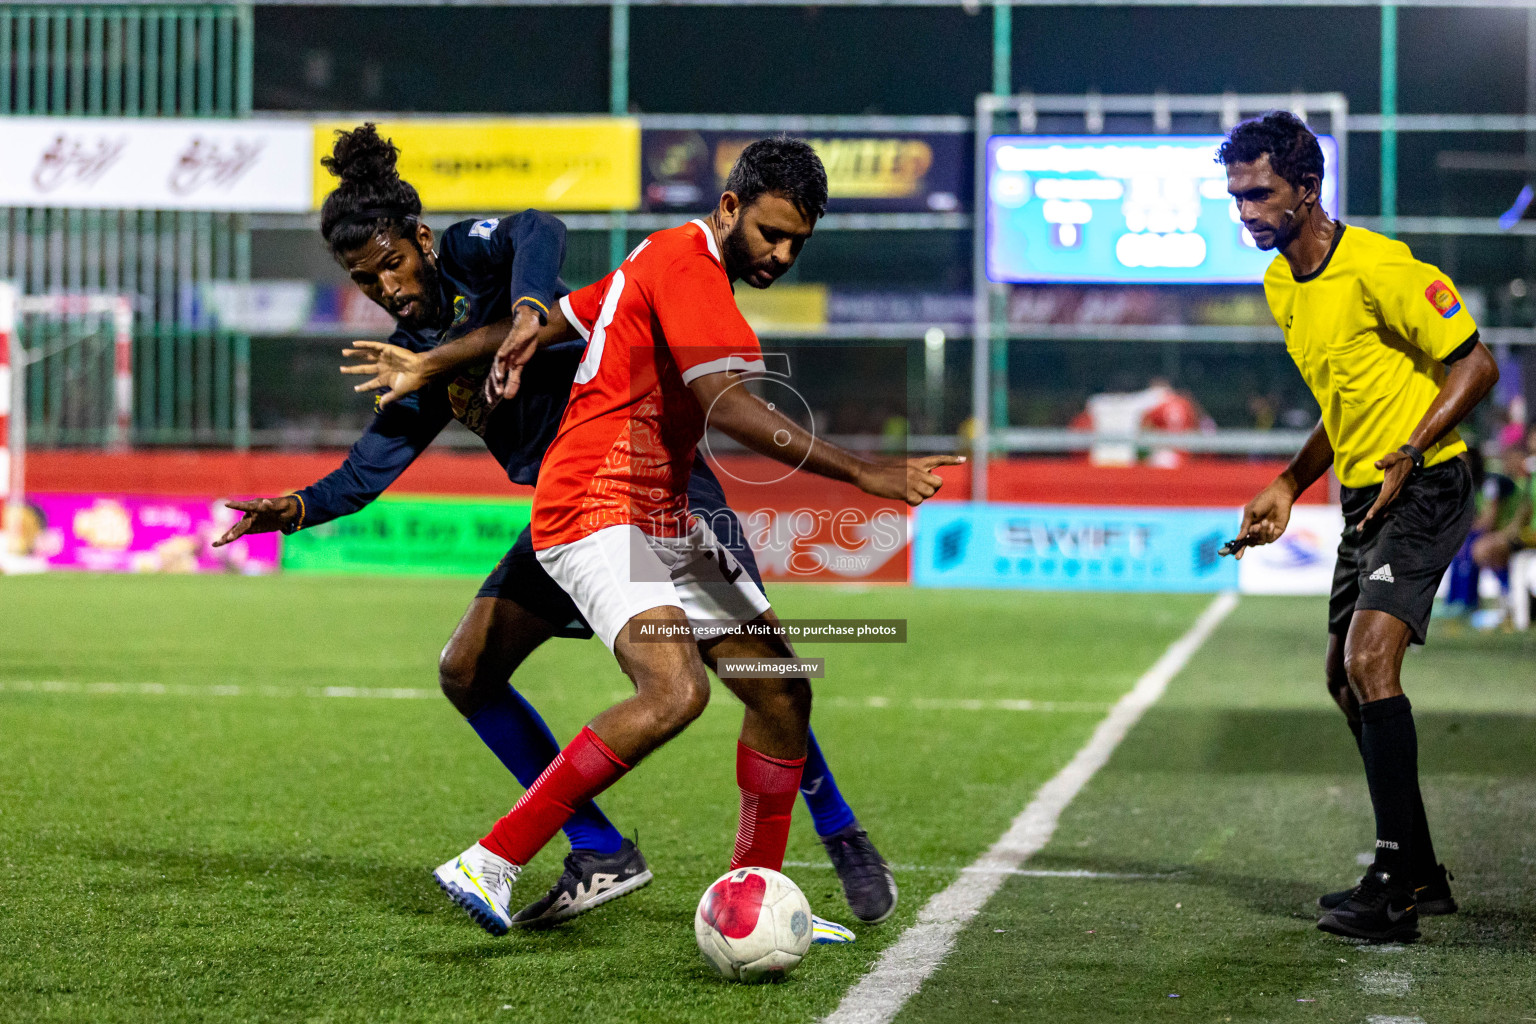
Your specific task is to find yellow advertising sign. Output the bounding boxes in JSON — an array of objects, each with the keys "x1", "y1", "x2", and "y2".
[
  {"x1": 712, "y1": 136, "x2": 935, "y2": 200},
  {"x1": 733, "y1": 283, "x2": 828, "y2": 331},
  {"x1": 312, "y1": 118, "x2": 640, "y2": 212}
]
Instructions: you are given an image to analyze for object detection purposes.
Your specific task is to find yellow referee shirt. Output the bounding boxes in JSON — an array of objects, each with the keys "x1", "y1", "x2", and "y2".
[{"x1": 1263, "y1": 224, "x2": 1479, "y2": 489}]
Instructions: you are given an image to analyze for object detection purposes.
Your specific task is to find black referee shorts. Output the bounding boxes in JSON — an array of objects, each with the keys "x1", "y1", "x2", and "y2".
[{"x1": 1329, "y1": 457, "x2": 1474, "y2": 645}]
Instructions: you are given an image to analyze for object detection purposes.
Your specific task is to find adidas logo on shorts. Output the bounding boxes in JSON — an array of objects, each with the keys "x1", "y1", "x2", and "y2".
[{"x1": 1369, "y1": 563, "x2": 1396, "y2": 584}]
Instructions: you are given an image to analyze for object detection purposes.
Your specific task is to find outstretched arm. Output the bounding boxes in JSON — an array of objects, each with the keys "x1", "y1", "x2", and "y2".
[
  {"x1": 687, "y1": 369, "x2": 963, "y2": 506},
  {"x1": 213, "y1": 393, "x2": 451, "y2": 546},
  {"x1": 342, "y1": 305, "x2": 582, "y2": 407},
  {"x1": 1232, "y1": 417, "x2": 1333, "y2": 558}
]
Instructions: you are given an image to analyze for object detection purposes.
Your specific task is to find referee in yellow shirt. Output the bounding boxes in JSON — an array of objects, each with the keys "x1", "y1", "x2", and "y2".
[{"x1": 1220, "y1": 111, "x2": 1499, "y2": 943}]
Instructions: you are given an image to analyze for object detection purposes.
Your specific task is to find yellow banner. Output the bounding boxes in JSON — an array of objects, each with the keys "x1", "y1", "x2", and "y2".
[
  {"x1": 734, "y1": 283, "x2": 828, "y2": 331},
  {"x1": 313, "y1": 119, "x2": 640, "y2": 212}
]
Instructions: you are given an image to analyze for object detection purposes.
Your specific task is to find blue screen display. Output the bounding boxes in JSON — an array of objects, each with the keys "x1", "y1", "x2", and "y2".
[{"x1": 985, "y1": 134, "x2": 1339, "y2": 284}]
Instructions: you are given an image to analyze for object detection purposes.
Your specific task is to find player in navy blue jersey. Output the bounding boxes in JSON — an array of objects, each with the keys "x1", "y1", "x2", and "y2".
[{"x1": 216, "y1": 124, "x2": 896, "y2": 931}]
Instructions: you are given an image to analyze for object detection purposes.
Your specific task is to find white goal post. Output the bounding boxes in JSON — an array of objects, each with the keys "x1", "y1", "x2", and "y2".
[{"x1": 0, "y1": 281, "x2": 135, "y2": 545}]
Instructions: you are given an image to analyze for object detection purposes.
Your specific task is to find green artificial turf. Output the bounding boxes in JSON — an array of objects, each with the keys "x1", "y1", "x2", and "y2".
[
  {"x1": 900, "y1": 597, "x2": 1536, "y2": 1024},
  {"x1": 0, "y1": 575, "x2": 1208, "y2": 1023}
]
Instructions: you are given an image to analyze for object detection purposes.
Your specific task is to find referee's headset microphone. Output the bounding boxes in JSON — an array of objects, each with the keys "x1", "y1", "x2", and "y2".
[{"x1": 1273, "y1": 185, "x2": 1316, "y2": 250}]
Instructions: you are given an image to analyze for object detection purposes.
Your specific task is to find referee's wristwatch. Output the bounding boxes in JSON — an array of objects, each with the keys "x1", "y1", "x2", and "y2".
[{"x1": 1398, "y1": 444, "x2": 1426, "y2": 473}]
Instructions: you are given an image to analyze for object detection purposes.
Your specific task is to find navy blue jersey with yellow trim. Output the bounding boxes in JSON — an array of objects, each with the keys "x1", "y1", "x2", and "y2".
[{"x1": 287, "y1": 211, "x2": 583, "y2": 530}]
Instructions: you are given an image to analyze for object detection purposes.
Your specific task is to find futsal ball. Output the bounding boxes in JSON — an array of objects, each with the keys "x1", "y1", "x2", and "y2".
[{"x1": 694, "y1": 866, "x2": 814, "y2": 982}]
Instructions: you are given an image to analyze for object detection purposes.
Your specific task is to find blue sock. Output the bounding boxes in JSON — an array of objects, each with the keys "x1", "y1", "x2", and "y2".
[
  {"x1": 466, "y1": 685, "x2": 624, "y2": 855},
  {"x1": 799, "y1": 729, "x2": 857, "y2": 837}
]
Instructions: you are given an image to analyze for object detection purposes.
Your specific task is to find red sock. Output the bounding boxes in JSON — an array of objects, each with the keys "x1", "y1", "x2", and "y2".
[
  {"x1": 481, "y1": 726, "x2": 629, "y2": 865},
  {"x1": 730, "y1": 742, "x2": 806, "y2": 871}
]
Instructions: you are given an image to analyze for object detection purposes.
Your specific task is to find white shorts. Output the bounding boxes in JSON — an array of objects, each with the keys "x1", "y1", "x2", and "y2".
[{"x1": 535, "y1": 522, "x2": 773, "y2": 651}]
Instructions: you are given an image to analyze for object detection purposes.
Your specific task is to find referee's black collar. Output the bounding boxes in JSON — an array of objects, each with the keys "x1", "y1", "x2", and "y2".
[{"x1": 1289, "y1": 221, "x2": 1345, "y2": 283}]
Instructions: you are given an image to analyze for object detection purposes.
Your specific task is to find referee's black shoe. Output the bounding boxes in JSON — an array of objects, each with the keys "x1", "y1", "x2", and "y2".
[
  {"x1": 1319, "y1": 862, "x2": 1457, "y2": 916},
  {"x1": 1317, "y1": 870, "x2": 1420, "y2": 943}
]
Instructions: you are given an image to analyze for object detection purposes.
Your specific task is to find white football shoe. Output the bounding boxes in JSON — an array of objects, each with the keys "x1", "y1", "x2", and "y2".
[
  {"x1": 811, "y1": 914, "x2": 857, "y2": 944},
  {"x1": 433, "y1": 843, "x2": 520, "y2": 936}
]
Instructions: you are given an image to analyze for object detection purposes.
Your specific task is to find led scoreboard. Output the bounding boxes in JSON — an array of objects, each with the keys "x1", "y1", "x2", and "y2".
[{"x1": 984, "y1": 134, "x2": 1339, "y2": 284}]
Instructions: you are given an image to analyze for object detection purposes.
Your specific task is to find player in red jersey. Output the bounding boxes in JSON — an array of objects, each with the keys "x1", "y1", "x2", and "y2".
[{"x1": 432, "y1": 138, "x2": 962, "y2": 936}]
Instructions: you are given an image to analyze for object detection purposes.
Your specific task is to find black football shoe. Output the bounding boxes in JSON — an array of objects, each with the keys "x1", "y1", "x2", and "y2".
[
  {"x1": 1317, "y1": 870, "x2": 1420, "y2": 943},
  {"x1": 1319, "y1": 863, "x2": 1457, "y2": 916},
  {"x1": 820, "y1": 823, "x2": 898, "y2": 924},
  {"x1": 509, "y1": 838, "x2": 652, "y2": 929}
]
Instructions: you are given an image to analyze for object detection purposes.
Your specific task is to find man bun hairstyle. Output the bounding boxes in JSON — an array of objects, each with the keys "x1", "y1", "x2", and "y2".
[
  {"x1": 1217, "y1": 110, "x2": 1325, "y2": 193},
  {"x1": 319, "y1": 122, "x2": 423, "y2": 256},
  {"x1": 723, "y1": 135, "x2": 829, "y2": 222}
]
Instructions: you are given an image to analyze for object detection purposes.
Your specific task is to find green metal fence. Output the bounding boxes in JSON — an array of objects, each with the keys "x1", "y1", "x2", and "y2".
[{"x1": 1, "y1": 4, "x2": 254, "y2": 447}]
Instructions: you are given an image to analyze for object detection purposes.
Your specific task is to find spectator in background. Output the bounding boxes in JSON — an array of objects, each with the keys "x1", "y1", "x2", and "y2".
[
  {"x1": 1470, "y1": 431, "x2": 1536, "y2": 628},
  {"x1": 1444, "y1": 427, "x2": 1534, "y2": 629},
  {"x1": 1070, "y1": 378, "x2": 1213, "y2": 468}
]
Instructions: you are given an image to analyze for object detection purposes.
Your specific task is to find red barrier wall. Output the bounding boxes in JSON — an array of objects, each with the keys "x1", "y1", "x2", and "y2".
[{"x1": 25, "y1": 449, "x2": 1330, "y2": 506}]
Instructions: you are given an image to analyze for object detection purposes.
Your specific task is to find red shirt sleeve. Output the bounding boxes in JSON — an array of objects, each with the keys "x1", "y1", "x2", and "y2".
[
  {"x1": 558, "y1": 271, "x2": 613, "y2": 342},
  {"x1": 651, "y1": 252, "x2": 763, "y2": 384}
]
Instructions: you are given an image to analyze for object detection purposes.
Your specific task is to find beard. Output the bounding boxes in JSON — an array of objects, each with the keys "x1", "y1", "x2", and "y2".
[
  {"x1": 721, "y1": 221, "x2": 773, "y2": 289},
  {"x1": 395, "y1": 244, "x2": 445, "y2": 329}
]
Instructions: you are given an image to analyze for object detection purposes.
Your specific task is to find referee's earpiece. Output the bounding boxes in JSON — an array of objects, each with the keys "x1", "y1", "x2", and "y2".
[{"x1": 1285, "y1": 184, "x2": 1317, "y2": 222}]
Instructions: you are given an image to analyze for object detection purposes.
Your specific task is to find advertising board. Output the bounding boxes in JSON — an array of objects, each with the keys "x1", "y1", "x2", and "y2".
[
  {"x1": 643, "y1": 130, "x2": 967, "y2": 213},
  {"x1": 6, "y1": 494, "x2": 278, "y2": 574},
  {"x1": 0, "y1": 117, "x2": 313, "y2": 212},
  {"x1": 313, "y1": 119, "x2": 640, "y2": 212},
  {"x1": 281, "y1": 495, "x2": 531, "y2": 576},
  {"x1": 913, "y1": 502, "x2": 1239, "y2": 592}
]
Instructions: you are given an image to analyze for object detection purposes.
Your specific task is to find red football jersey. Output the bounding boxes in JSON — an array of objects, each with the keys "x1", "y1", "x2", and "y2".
[{"x1": 533, "y1": 219, "x2": 764, "y2": 548}]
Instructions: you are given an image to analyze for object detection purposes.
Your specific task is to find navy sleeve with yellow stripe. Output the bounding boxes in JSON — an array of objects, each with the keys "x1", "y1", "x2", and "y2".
[
  {"x1": 439, "y1": 210, "x2": 566, "y2": 325},
  {"x1": 1364, "y1": 244, "x2": 1479, "y2": 362},
  {"x1": 283, "y1": 387, "x2": 454, "y2": 533}
]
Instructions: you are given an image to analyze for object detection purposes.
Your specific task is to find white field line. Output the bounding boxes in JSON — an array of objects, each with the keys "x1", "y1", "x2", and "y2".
[
  {"x1": 821, "y1": 590, "x2": 1241, "y2": 1024},
  {"x1": 0, "y1": 680, "x2": 440, "y2": 699},
  {"x1": 783, "y1": 860, "x2": 1183, "y2": 881},
  {"x1": 1366, "y1": 1017, "x2": 1426, "y2": 1024},
  {"x1": 0, "y1": 681, "x2": 1103, "y2": 713},
  {"x1": 822, "y1": 695, "x2": 1110, "y2": 714}
]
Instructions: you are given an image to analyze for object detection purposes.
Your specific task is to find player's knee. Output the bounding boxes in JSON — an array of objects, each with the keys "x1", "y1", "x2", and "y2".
[
  {"x1": 1342, "y1": 645, "x2": 1387, "y2": 696},
  {"x1": 438, "y1": 640, "x2": 501, "y2": 713},
  {"x1": 632, "y1": 663, "x2": 711, "y2": 734},
  {"x1": 775, "y1": 677, "x2": 813, "y2": 727},
  {"x1": 654, "y1": 677, "x2": 710, "y2": 735}
]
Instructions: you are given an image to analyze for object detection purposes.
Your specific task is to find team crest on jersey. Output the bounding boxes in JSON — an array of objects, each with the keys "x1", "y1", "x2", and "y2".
[
  {"x1": 1424, "y1": 280, "x2": 1461, "y2": 319},
  {"x1": 452, "y1": 294, "x2": 469, "y2": 327},
  {"x1": 446, "y1": 364, "x2": 495, "y2": 437}
]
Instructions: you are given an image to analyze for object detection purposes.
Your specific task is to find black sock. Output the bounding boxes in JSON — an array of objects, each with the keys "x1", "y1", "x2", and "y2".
[
  {"x1": 1358, "y1": 695, "x2": 1418, "y2": 881},
  {"x1": 1350, "y1": 712, "x2": 1437, "y2": 881},
  {"x1": 1408, "y1": 780, "x2": 1440, "y2": 882}
]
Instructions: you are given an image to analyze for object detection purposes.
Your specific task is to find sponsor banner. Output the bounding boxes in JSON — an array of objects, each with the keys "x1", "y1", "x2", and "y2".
[
  {"x1": 642, "y1": 130, "x2": 967, "y2": 213},
  {"x1": 828, "y1": 291, "x2": 971, "y2": 326},
  {"x1": 281, "y1": 495, "x2": 531, "y2": 576},
  {"x1": 1237, "y1": 504, "x2": 1344, "y2": 596},
  {"x1": 733, "y1": 284, "x2": 828, "y2": 331},
  {"x1": 710, "y1": 458, "x2": 911, "y2": 584},
  {"x1": 4, "y1": 494, "x2": 278, "y2": 574},
  {"x1": 913, "y1": 502, "x2": 1239, "y2": 592},
  {"x1": 0, "y1": 117, "x2": 313, "y2": 212},
  {"x1": 314, "y1": 119, "x2": 640, "y2": 212}
]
